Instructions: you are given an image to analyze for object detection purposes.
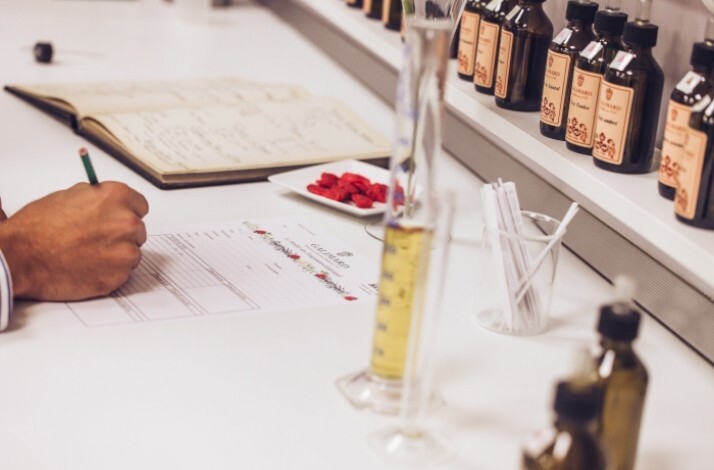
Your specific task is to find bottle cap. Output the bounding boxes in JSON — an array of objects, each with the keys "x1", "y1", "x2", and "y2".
[
  {"x1": 597, "y1": 302, "x2": 641, "y2": 341},
  {"x1": 691, "y1": 42, "x2": 714, "y2": 68},
  {"x1": 594, "y1": 10, "x2": 627, "y2": 35},
  {"x1": 566, "y1": 1, "x2": 598, "y2": 24},
  {"x1": 553, "y1": 381, "x2": 601, "y2": 423},
  {"x1": 623, "y1": 21, "x2": 658, "y2": 48},
  {"x1": 33, "y1": 42, "x2": 53, "y2": 63}
]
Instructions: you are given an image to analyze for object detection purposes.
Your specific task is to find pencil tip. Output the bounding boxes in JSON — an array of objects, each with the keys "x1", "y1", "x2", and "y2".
[{"x1": 78, "y1": 147, "x2": 88, "y2": 157}]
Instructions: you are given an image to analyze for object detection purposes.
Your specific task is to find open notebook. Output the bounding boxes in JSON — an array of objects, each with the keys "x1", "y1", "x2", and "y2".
[{"x1": 5, "y1": 78, "x2": 391, "y2": 189}]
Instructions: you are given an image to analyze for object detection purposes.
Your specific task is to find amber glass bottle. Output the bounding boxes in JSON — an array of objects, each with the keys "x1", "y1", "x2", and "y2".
[
  {"x1": 658, "y1": 43, "x2": 714, "y2": 199},
  {"x1": 457, "y1": 0, "x2": 488, "y2": 80},
  {"x1": 675, "y1": 93, "x2": 714, "y2": 229},
  {"x1": 494, "y1": 0, "x2": 554, "y2": 111},
  {"x1": 565, "y1": 4, "x2": 627, "y2": 154},
  {"x1": 594, "y1": 300, "x2": 648, "y2": 470},
  {"x1": 522, "y1": 380, "x2": 605, "y2": 470},
  {"x1": 592, "y1": 16, "x2": 664, "y2": 173},
  {"x1": 539, "y1": 0, "x2": 598, "y2": 140},
  {"x1": 363, "y1": 0, "x2": 383, "y2": 20},
  {"x1": 382, "y1": 0, "x2": 402, "y2": 31},
  {"x1": 474, "y1": 0, "x2": 516, "y2": 95}
]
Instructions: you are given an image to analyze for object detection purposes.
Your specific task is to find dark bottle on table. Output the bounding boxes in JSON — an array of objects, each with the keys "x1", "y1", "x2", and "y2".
[
  {"x1": 658, "y1": 20, "x2": 714, "y2": 200},
  {"x1": 592, "y1": 1, "x2": 664, "y2": 174},
  {"x1": 522, "y1": 356, "x2": 606, "y2": 470},
  {"x1": 494, "y1": 0, "x2": 554, "y2": 112},
  {"x1": 473, "y1": 0, "x2": 516, "y2": 95},
  {"x1": 382, "y1": 0, "x2": 402, "y2": 31},
  {"x1": 539, "y1": 0, "x2": 598, "y2": 140},
  {"x1": 346, "y1": 0, "x2": 364, "y2": 9},
  {"x1": 593, "y1": 279, "x2": 648, "y2": 470},
  {"x1": 565, "y1": 1, "x2": 627, "y2": 155},
  {"x1": 675, "y1": 92, "x2": 714, "y2": 229},
  {"x1": 363, "y1": 0, "x2": 383, "y2": 20},
  {"x1": 456, "y1": 0, "x2": 487, "y2": 80}
]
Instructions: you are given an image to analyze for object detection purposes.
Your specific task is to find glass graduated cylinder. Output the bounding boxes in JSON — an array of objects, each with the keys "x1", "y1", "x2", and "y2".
[{"x1": 370, "y1": 222, "x2": 432, "y2": 379}]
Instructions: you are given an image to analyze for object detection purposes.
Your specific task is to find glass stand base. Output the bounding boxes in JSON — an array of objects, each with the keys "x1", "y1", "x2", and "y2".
[
  {"x1": 368, "y1": 425, "x2": 452, "y2": 465},
  {"x1": 364, "y1": 219, "x2": 385, "y2": 242},
  {"x1": 336, "y1": 369, "x2": 404, "y2": 415}
]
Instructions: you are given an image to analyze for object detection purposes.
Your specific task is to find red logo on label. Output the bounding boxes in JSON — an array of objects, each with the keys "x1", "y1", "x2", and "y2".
[
  {"x1": 577, "y1": 74, "x2": 584, "y2": 87},
  {"x1": 672, "y1": 108, "x2": 678, "y2": 121},
  {"x1": 548, "y1": 55, "x2": 554, "y2": 68},
  {"x1": 606, "y1": 88, "x2": 613, "y2": 101}
]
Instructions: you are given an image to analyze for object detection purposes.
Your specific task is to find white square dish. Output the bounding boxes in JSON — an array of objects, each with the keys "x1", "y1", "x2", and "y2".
[{"x1": 268, "y1": 159, "x2": 392, "y2": 217}]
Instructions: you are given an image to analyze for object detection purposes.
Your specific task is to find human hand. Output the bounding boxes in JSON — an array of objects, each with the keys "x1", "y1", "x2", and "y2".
[
  {"x1": 0, "y1": 196, "x2": 7, "y2": 222},
  {"x1": 0, "y1": 182, "x2": 149, "y2": 301}
]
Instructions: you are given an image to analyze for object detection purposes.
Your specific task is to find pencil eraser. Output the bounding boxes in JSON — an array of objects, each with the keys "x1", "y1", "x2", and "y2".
[{"x1": 33, "y1": 42, "x2": 53, "y2": 63}]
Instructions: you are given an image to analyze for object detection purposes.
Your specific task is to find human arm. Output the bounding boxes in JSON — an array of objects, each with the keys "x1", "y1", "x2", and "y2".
[{"x1": 0, "y1": 182, "x2": 149, "y2": 301}]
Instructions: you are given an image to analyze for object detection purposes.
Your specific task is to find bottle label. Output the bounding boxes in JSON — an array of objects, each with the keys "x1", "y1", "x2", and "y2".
[
  {"x1": 540, "y1": 50, "x2": 572, "y2": 127},
  {"x1": 579, "y1": 40, "x2": 603, "y2": 61},
  {"x1": 552, "y1": 27, "x2": 573, "y2": 46},
  {"x1": 565, "y1": 67, "x2": 602, "y2": 148},
  {"x1": 592, "y1": 81, "x2": 634, "y2": 165},
  {"x1": 659, "y1": 100, "x2": 692, "y2": 189},
  {"x1": 381, "y1": 0, "x2": 391, "y2": 23},
  {"x1": 505, "y1": 5, "x2": 521, "y2": 21},
  {"x1": 457, "y1": 11, "x2": 482, "y2": 75},
  {"x1": 675, "y1": 70, "x2": 703, "y2": 95},
  {"x1": 363, "y1": 0, "x2": 372, "y2": 13},
  {"x1": 494, "y1": 29, "x2": 514, "y2": 98},
  {"x1": 474, "y1": 21, "x2": 500, "y2": 88},
  {"x1": 676, "y1": 128, "x2": 707, "y2": 220},
  {"x1": 485, "y1": 0, "x2": 500, "y2": 11},
  {"x1": 609, "y1": 50, "x2": 635, "y2": 72}
]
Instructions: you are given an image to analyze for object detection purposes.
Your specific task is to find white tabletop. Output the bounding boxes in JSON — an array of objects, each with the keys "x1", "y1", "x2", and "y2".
[{"x1": 0, "y1": 2, "x2": 713, "y2": 469}]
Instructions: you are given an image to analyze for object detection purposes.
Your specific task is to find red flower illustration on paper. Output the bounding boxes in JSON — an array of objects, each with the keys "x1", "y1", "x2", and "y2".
[
  {"x1": 344, "y1": 296, "x2": 358, "y2": 301},
  {"x1": 315, "y1": 273, "x2": 328, "y2": 280},
  {"x1": 254, "y1": 230, "x2": 266, "y2": 235},
  {"x1": 289, "y1": 254, "x2": 300, "y2": 260}
]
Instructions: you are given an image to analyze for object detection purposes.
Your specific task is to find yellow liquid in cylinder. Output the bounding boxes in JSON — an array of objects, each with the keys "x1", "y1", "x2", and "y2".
[{"x1": 370, "y1": 224, "x2": 430, "y2": 380}]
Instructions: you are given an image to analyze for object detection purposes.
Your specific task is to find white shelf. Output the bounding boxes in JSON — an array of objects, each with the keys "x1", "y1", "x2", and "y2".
[{"x1": 291, "y1": 0, "x2": 714, "y2": 300}]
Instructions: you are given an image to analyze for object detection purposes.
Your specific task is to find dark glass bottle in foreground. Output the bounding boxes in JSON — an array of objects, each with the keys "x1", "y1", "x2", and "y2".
[
  {"x1": 522, "y1": 362, "x2": 605, "y2": 470},
  {"x1": 658, "y1": 18, "x2": 714, "y2": 200},
  {"x1": 456, "y1": 0, "x2": 487, "y2": 80},
  {"x1": 473, "y1": 0, "x2": 516, "y2": 95},
  {"x1": 494, "y1": 0, "x2": 554, "y2": 111},
  {"x1": 592, "y1": 1, "x2": 664, "y2": 174},
  {"x1": 565, "y1": 1, "x2": 627, "y2": 154},
  {"x1": 539, "y1": 0, "x2": 598, "y2": 140},
  {"x1": 594, "y1": 282, "x2": 648, "y2": 470},
  {"x1": 675, "y1": 92, "x2": 714, "y2": 229}
]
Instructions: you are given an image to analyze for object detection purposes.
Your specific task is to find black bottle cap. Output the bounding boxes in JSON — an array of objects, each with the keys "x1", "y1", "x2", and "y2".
[
  {"x1": 623, "y1": 21, "x2": 658, "y2": 48},
  {"x1": 553, "y1": 381, "x2": 601, "y2": 423},
  {"x1": 594, "y1": 10, "x2": 627, "y2": 35},
  {"x1": 33, "y1": 42, "x2": 53, "y2": 63},
  {"x1": 566, "y1": 1, "x2": 598, "y2": 24},
  {"x1": 690, "y1": 42, "x2": 714, "y2": 68},
  {"x1": 597, "y1": 302, "x2": 641, "y2": 341}
]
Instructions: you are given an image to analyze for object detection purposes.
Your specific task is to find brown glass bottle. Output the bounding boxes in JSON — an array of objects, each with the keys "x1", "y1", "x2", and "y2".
[
  {"x1": 474, "y1": 0, "x2": 516, "y2": 95},
  {"x1": 363, "y1": 0, "x2": 383, "y2": 20},
  {"x1": 565, "y1": 8, "x2": 627, "y2": 154},
  {"x1": 657, "y1": 44, "x2": 714, "y2": 199},
  {"x1": 457, "y1": 0, "x2": 488, "y2": 80},
  {"x1": 594, "y1": 302, "x2": 648, "y2": 470},
  {"x1": 494, "y1": 0, "x2": 554, "y2": 112},
  {"x1": 382, "y1": 0, "x2": 402, "y2": 31},
  {"x1": 539, "y1": 1, "x2": 598, "y2": 140},
  {"x1": 522, "y1": 380, "x2": 605, "y2": 470},
  {"x1": 675, "y1": 94, "x2": 714, "y2": 229},
  {"x1": 592, "y1": 21, "x2": 664, "y2": 174}
]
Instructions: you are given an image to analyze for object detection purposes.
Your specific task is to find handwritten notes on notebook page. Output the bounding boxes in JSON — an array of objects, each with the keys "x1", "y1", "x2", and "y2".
[
  {"x1": 65, "y1": 217, "x2": 379, "y2": 328},
  {"x1": 84, "y1": 97, "x2": 390, "y2": 174}
]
